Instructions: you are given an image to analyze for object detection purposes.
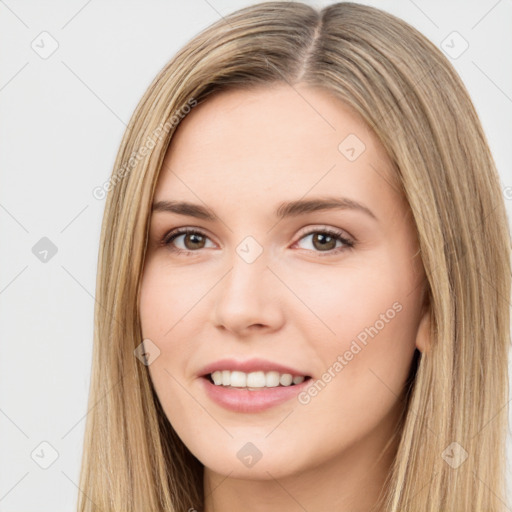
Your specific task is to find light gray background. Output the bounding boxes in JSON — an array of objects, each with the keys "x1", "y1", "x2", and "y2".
[{"x1": 0, "y1": 0, "x2": 511, "y2": 510}]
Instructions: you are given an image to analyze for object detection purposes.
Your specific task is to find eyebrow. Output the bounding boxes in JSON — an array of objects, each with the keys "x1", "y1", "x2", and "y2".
[{"x1": 152, "y1": 196, "x2": 377, "y2": 222}]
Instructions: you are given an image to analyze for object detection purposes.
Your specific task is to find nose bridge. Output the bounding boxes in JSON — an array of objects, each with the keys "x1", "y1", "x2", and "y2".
[
  {"x1": 211, "y1": 234, "x2": 283, "y2": 332},
  {"x1": 224, "y1": 235, "x2": 271, "y2": 300}
]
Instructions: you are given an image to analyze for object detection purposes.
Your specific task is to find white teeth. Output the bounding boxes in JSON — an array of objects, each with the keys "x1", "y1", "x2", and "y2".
[
  {"x1": 211, "y1": 371, "x2": 223, "y2": 385},
  {"x1": 247, "y1": 371, "x2": 266, "y2": 387},
  {"x1": 266, "y1": 371, "x2": 280, "y2": 387},
  {"x1": 209, "y1": 370, "x2": 307, "y2": 388},
  {"x1": 230, "y1": 371, "x2": 247, "y2": 387},
  {"x1": 279, "y1": 373, "x2": 293, "y2": 386}
]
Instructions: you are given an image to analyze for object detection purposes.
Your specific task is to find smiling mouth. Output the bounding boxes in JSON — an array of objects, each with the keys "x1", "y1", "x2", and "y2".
[{"x1": 203, "y1": 370, "x2": 312, "y2": 390}]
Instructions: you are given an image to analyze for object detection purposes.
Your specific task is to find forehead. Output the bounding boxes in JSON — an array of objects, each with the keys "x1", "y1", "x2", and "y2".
[{"x1": 156, "y1": 84, "x2": 400, "y2": 214}]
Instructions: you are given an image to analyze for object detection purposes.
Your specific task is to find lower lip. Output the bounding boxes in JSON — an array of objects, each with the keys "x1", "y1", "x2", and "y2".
[{"x1": 200, "y1": 376, "x2": 312, "y2": 413}]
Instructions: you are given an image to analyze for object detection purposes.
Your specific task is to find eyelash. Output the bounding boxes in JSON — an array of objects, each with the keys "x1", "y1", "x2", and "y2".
[{"x1": 160, "y1": 226, "x2": 355, "y2": 257}]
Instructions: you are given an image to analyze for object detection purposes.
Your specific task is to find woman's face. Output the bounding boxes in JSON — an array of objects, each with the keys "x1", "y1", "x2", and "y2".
[{"x1": 139, "y1": 84, "x2": 429, "y2": 480}]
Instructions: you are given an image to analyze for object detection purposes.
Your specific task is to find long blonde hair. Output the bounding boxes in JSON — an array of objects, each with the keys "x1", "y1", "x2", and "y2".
[{"x1": 78, "y1": 2, "x2": 511, "y2": 511}]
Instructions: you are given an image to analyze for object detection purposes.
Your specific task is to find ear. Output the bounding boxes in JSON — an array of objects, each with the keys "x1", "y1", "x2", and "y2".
[{"x1": 415, "y1": 292, "x2": 431, "y2": 354}]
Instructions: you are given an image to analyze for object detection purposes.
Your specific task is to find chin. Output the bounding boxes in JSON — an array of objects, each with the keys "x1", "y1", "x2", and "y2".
[{"x1": 195, "y1": 439, "x2": 310, "y2": 480}]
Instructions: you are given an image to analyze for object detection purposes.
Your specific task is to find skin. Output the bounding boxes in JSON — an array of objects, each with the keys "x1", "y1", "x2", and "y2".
[{"x1": 139, "y1": 83, "x2": 430, "y2": 512}]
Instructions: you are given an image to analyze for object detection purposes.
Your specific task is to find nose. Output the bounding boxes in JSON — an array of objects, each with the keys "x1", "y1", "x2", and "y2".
[{"x1": 210, "y1": 247, "x2": 285, "y2": 337}]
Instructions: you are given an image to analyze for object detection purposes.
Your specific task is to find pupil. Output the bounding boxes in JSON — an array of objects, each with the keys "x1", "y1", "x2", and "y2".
[
  {"x1": 314, "y1": 233, "x2": 335, "y2": 250},
  {"x1": 186, "y1": 233, "x2": 204, "y2": 249}
]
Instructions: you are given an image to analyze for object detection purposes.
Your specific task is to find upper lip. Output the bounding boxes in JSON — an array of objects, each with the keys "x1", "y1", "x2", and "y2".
[{"x1": 198, "y1": 358, "x2": 310, "y2": 378}]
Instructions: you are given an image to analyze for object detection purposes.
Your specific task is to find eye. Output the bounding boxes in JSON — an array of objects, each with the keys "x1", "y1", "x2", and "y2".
[
  {"x1": 294, "y1": 227, "x2": 355, "y2": 256},
  {"x1": 160, "y1": 226, "x2": 355, "y2": 256},
  {"x1": 161, "y1": 227, "x2": 215, "y2": 254}
]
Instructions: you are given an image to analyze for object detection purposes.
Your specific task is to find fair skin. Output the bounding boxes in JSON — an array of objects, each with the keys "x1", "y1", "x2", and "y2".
[{"x1": 139, "y1": 83, "x2": 430, "y2": 512}]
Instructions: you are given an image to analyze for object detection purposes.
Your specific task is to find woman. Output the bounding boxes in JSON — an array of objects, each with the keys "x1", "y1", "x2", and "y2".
[{"x1": 78, "y1": 2, "x2": 511, "y2": 511}]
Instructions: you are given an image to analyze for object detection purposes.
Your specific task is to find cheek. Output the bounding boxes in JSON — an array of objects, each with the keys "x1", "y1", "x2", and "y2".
[
  {"x1": 139, "y1": 265, "x2": 198, "y2": 366},
  {"x1": 139, "y1": 262, "x2": 206, "y2": 392},
  {"x1": 293, "y1": 259, "x2": 420, "y2": 402},
  {"x1": 139, "y1": 261, "x2": 201, "y2": 339},
  {"x1": 288, "y1": 289, "x2": 418, "y2": 465},
  {"x1": 139, "y1": 274, "x2": 201, "y2": 449},
  {"x1": 139, "y1": 264, "x2": 166, "y2": 340}
]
